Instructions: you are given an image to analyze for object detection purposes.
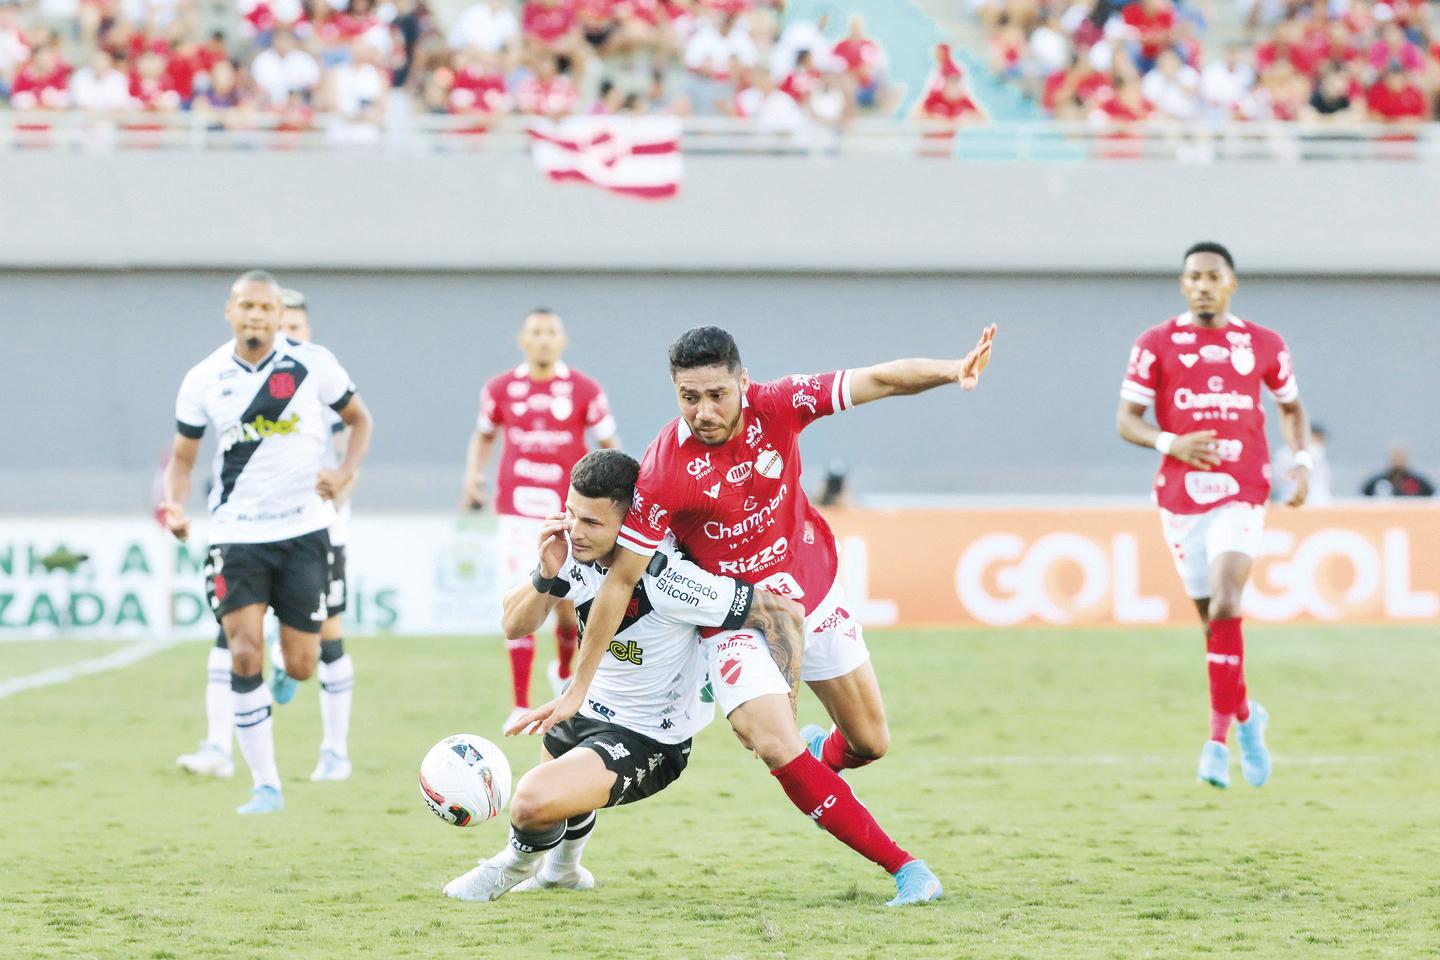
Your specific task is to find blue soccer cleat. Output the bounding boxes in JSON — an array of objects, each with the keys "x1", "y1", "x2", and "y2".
[
  {"x1": 269, "y1": 641, "x2": 298, "y2": 705},
  {"x1": 1197, "y1": 740, "x2": 1230, "y2": 789},
  {"x1": 887, "y1": 860, "x2": 943, "y2": 907},
  {"x1": 1236, "y1": 701, "x2": 1271, "y2": 787},
  {"x1": 799, "y1": 724, "x2": 828, "y2": 763},
  {"x1": 236, "y1": 784, "x2": 284, "y2": 815}
]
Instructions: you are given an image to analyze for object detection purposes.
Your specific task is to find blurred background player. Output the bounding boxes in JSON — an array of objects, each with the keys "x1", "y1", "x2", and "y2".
[
  {"x1": 162, "y1": 271, "x2": 373, "y2": 814},
  {"x1": 1117, "y1": 241, "x2": 1311, "y2": 790},
  {"x1": 1360, "y1": 443, "x2": 1435, "y2": 498},
  {"x1": 176, "y1": 289, "x2": 359, "y2": 782},
  {"x1": 461, "y1": 308, "x2": 619, "y2": 733}
]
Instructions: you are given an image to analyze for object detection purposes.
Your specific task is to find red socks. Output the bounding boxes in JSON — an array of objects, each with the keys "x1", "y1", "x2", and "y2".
[
  {"x1": 1206, "y1": 617, "x2": 1249, "y2": 742},
  {"x1": 771, "y1": 751, "x2": 912, "y2": 875},
  {"x1": 507, "y1": 635, "x2": 536, "y2": 708},
  {"x1": 820, "y1": 729, "x2": 877, "y2": 772},
  {"x1": 555, "y1": 625, "x2": 578, "y2": 680}
]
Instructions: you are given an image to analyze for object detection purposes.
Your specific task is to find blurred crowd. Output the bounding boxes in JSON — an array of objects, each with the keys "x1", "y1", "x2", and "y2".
[
  {"x1": 977, "y1": 0, "x2": 1439, "y2": 124},
  {"x1": 0, "y1": 0, "x2": 980, "y2": 134}
]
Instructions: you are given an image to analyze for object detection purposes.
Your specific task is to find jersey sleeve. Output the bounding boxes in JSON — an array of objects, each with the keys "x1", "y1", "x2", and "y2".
[
  {"x1": 752, "y1": 371, "x2": 856, "y2": 429},
  {"x1": 313, "y1": 347, "x2": 357, "y2": 411},
  {"x1": 1264, "y1": 335, "x2": 1299, "y2": 403},
  {"x1": 647, "y1": 553, "x2": 754, "y2": 629},
  {"x1": 476, "y1": 378, "x2": 504, "y2": 435},
  {"x1": 1120, "y1": 329, "x2": 1162, "y2": 408},
  {"x1": 174, "y1": 367, "x2": 207, "y2": 438},
  {"x1": 585, "y1": 382, "x2": 617, "y2": 442},
  {"x1": 616, "y1": 442, "x2": 679, "y2": 558}
]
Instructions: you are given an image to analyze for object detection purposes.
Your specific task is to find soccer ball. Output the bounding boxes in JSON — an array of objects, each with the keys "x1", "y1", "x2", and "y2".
[{"x1": 418, "y1": 734, "x2": 513, "y2": 827}]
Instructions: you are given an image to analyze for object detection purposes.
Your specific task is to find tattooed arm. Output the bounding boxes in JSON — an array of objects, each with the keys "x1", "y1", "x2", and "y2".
[{"x1": 742, "y1": 589, "x2": 806, "y2": 715}]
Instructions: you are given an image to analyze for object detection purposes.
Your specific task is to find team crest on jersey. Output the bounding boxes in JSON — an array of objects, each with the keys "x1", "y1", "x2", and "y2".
[
  {"x1": 551, "y1": 397, "x2": 574, "y2": 420},
  {"x1": 756, "y1": 449, "x2": 784, "y2": 479},
  {"x1": 1230, "y1": 346, "x2": 1255, "y2": 375},
  {"x1": 268, "y1": 373, "x2": 297, "y2": 399}
]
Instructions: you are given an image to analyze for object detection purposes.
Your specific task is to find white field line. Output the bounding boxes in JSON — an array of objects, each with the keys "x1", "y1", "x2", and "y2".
[
  {"x1": 954, "y1": 754, "x2": 1390, "y2": 766},
  {"x1": 0, "y1": 638, "x2": 181, "y2": 701}
]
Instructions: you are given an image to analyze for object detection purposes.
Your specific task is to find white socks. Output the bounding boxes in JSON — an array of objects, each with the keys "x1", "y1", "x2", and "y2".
[
  {"x1": 543, "y1": 812, "x2": 595, "y2": 878},
  {"x1": 232, "y1": 674, "x2": 280, "y2": 791},
  {"x1": 316, "y1": 654, "x2": 354, "y2": 757},
  {"x1": 205, "y1": 646, "x2": 233, "y2": 753}
]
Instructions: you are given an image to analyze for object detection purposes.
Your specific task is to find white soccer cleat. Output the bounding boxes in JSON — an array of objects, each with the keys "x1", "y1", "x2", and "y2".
[
  {"x1": 176, "y1": 741, "x2": 234, "y2": 778},
  {"x1": 502, "y1": 706, "x2": 532, "y2": 736},
  {"x1": 513, "y1": 865, "x2": 595, "y2": 893},
  {"x1": 546, "y1": 660, "x2": 568, "y2": 698},
  {"x1": 309, "y1": 748, "x2": 352, "y2": 782},
  {"x1": 444, "y1": 854, "x2": 543, "y2": 902}
]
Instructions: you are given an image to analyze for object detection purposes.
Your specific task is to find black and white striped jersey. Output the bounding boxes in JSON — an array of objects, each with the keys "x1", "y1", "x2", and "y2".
[{"x1": 175, "y1": 336, "x2": 355, "y2": 545}]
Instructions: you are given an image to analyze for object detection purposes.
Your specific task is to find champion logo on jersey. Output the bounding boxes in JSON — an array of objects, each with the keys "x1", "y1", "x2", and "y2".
[{"x1": 268, "y1": 373, "x2": 297, "y2": 399}]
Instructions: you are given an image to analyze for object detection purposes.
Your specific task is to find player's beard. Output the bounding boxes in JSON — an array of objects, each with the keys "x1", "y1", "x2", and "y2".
[
  {"x1": 244, "y1": 335, "x2": 265, "y2": 350},
  {"x1": 1195, "y1": 311, "x2": 1217, "y2": 323},
  {"x1": 694, "y1": 409, "x2": 742, "y2": 445}
]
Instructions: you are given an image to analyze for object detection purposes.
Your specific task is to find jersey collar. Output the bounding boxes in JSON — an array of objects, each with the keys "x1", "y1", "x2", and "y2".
[
  {"x1": 513, "y1": 360, "x2": 571, "y2": 379},
  {"x1": 1176, "y1": 311, "x2": 1241, "y2": 328},
  {"x1": 229, "y1": 337, "x2": 281, "y2": 373}
]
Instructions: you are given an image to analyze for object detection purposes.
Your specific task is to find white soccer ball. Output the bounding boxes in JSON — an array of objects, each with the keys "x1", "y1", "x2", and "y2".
[{"x1": 418, "y1": 734, "x2": 512, "y2": 827}]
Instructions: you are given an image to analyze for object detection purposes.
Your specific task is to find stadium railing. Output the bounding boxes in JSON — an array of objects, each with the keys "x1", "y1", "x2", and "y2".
[{"x1": 2, "y1": 111, "x2": 1437, "y2": 161}]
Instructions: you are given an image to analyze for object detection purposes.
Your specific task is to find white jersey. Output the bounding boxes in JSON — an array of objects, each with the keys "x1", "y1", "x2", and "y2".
[
  {"x1": 322, "y1": 406, "x2": 353, "y2": 547},
  {"x1": 175, "y1": 336, "x2": 356, "y2": 545},
  {"x1": 554, "y1": 534, "x2": 755, "y2": 744}
]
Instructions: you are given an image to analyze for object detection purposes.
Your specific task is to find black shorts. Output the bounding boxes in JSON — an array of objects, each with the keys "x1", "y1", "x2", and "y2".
[
  {"x1": 325, "y1": 544, "x2": 347, "y2": 618},
  {"x1": 204, "y1": 529, "x2": 331, "y2": 632},
  {"x1": 543, "y1": 715, "x2": 691, "y2": 808}
]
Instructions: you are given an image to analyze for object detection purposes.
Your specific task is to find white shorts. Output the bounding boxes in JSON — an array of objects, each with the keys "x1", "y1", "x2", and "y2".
[
  {"x1": 703, "y1": 629, "x2": 793, "y2": 717},
  {"x1": 498, "y1": 514, "x2": 545, "y2": 586},
  {"x1": 1159, "y1": 503, "x2": 1266, "y2": 599},
  {"x1": 800, "y1": 580, "x2": 871, "y2": 683}
]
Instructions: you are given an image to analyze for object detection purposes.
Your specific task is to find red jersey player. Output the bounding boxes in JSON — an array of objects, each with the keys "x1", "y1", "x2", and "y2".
[
  {"x1": 510, "y1": 323, "x2": 996, "y2": 906},
  {"x1": 1117, "y1": 241, "x2": 1311, "y2": 790},
  {"x1": 462, "y1": 308, "x2": 620, "y2": 733}
]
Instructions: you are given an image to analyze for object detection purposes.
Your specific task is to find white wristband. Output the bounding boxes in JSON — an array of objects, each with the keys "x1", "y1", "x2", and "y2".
[
  {"x1": 1154, "y1": 432, "x2": 1176, "y2": 456},
  {"x1": 1293, "y1": 450, "x2": 1315, "y2": 470}
]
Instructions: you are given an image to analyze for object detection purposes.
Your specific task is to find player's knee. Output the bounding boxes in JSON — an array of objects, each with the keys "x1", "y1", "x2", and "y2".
[
  {"x1": 846, "y1": 724, "x2": 890, "y2": 762},
  {"x1": 747, "y1": 728, "x2": 806, "y2": 768},
  {"x1": 508, "y1": 777, "x2": 555, "y2": 830},
  {"x1": 283, "y1": 647, "x2": 317, "y2": 681},
  {"x1": 1209, "y1": 590, "x2": 1243, "y2": 621},
  {"x1": 225, "y1": 629, "x2": 263, "y2": 670}
]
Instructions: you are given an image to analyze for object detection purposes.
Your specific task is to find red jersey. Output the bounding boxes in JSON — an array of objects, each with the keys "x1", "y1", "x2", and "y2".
[
  {"x1": 618, "y1": 370, "x2": 857, "y2": 614},
  {"x1": 1121, "y1": 313, "x2": 1299, "y2": 515},
  {"x1": 479, "y1": 362, "x2": 616, "y2": 518},
  {"x1": 1123, "y1": 2, "x2": 1175, "y2": 61},
  {"x1": 522, "y1": 0, "x2": 577, "y2": 43}
]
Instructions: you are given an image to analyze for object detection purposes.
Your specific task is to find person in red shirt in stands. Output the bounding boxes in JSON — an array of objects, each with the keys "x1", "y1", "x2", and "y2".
[
  {"x1": 921, "y1": 71, "x2": 984, "y2": 123},
  {"x1": 1254, "y1": 19, "x2": 1321, "y2": 79},
  {"x1": 523, "y1": 0, "x2": 586, "y2": 69},
  {"x1": 130, "y1": 49, "x2": 182, "y2": 111},
  {"x1": 1366, "y1": 64, "x2": 1428, "y2": 122},
  {"x1": 778, "y1": 48, "x2": 823, "y2": 104},
  {"x1": 1044, "y1": 50, "x2": 1112, "y2": 118},
  {"x1": 447, "y1": 47, "x2": 511, "y2": 115},
  {"x1": 516, "y1": 53, "x2": 579, "y2": 116},
  {"x1": 831, "y1": 14, "x2": 886, "y2": 110},
  {"x1": 1123, "y1": 0, "x2": 1176, "y2": 73},
  {"x1": 9, "y1": 44, "x2": 71, "y2": 110}
]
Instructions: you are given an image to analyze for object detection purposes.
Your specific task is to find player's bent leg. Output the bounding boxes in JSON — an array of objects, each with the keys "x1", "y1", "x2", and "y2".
[
  {"x1": 806, "y1": 662, "x2": 891, "y2": 769},
  {"x1": 276, "y1": 624, "x2": 320, "y2": 682},
  {"x1": 726, "y1": 694, "x2": 808, "y2": 771},
  {"x1": 510, "y1": 748, "x2": 616, "y2": 830}
]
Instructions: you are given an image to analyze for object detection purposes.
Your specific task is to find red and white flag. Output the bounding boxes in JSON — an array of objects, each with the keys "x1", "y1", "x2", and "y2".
[{"x1": 528, "y1": 116, "x2": 683, "y2": 200}]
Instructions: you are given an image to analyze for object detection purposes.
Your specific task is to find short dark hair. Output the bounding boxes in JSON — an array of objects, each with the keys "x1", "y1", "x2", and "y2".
[
  {"x1": 569, "y1": 450, "x2": 639, "y2": 510},
  {"x1": 669, "y1": 326, "x2": 742, "y2": 376},
  {"x1": 1183, "y1": 242, "x2": 1235, "y2": 271}
]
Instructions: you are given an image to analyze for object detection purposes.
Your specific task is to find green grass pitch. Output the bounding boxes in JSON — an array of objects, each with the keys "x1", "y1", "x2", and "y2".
[{"x1": 2, "y1": 626, "x2": 1437, "y2": 959}]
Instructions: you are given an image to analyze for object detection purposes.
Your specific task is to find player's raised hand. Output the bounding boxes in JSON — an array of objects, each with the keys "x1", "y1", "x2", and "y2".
[
  {"x1": 1169, "y1": 430, "x2": 1222, "y2": 470},
  {"x1": 504, "y1": 687, "x2": 583, "y2": 737},
  {"x1": 537, "y1": 513, "x2": 570, "y2": 577},
  {"x1": 1285, "y1": 464, "x2": 1311, "y2": 508},
  {"x1": 956, "y1": 323, "x2": 997, "y2": 390},
  {"x1": 316, "y1": 469, "x2": 350, "y2": 500},
  {"x1": 159, "y1": 500, "x2": 190, "y2": 541}
]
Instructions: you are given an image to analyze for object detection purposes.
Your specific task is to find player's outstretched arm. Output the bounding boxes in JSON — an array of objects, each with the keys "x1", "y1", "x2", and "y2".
[
  {"x1": 846, "y1": 323, "x2": 996, "y2": 406},
  {"x1": 1116, "y1": 399, "x2": 1222, "y2": 470},
  {"x1": 318, "y1": 395, "x2": 373, "y2": 500},
  {"x1": 1276, "y1": 397, "x2": 1312, "y2": 508},
  {"x1": 741, "y1": 590, "x2": 806, "y2": 715},
  {"x1": 506, "y1": 547, "x2": 650, "y2": 737},
  {"x1": 159, "y1": 434, "x2": 200, "y2": 541}
]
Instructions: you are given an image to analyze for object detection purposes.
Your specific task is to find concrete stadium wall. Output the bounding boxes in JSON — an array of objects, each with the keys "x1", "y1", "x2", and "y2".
[
  {"x1": 4, "y1": 267, "x2": 1436, "y2": 512},
  {"x1": 2, "y1": 151, "x2": 1440, "y2": 274}
]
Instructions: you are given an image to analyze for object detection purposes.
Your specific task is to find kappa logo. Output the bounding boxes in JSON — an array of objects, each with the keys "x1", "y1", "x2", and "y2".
[
  {"x1": 648, "y1": 753, "x2": 664, "y2": 772},
  {"x1": 726, "y1": 462, "x2": 753, "y2": 484},
  {"x1": 702, "y1": 482, "x2": 720, "y2": 499},
  {"x1": 595, "y1": 740, "x2": 631, "y2": 761},
  {"x1": 687, "y1": 453, "x2": 714, "y2": 479},
  {"x1": 268, "y1": 372, "x2": 297, "y2": 399},
  {"x1": 1171, "y1": 331, "x2": 1196, "y2": 344},
  {"x1": 1179, "y1": 354, "x2": 1199, "y2": 368}
]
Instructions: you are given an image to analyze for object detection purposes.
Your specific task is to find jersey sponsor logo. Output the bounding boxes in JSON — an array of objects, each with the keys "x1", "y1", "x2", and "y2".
[
  {"x1": 1231, "y1": 346, "x2": 1255, "y2": 375},
  {"x1": 594, "y1": 739, "x2": 631, "y2": 761},
  {"x1": 506, "y1": 379, "x2": 529, "y2": 398},
  {"x1": 754, "y1": 571, "x2": 804, "y2": 598},
  {"x1": 712, "y1": 632, "x2": 759, "y2": 654},
  {"x1": 716, "y1": 536, "x2": 789, "y2": 575},
  {"x1": 687, "y1": 453, "x2": 714, "y2": 479},
  {"x1": 1171, "y1": 331, "x2": 1196, "y2": 344},
  {"x1": 789, "y1": 374, "x2": 823, "y2": 391},
  {"x1": 725, "y1": 462, "x2": 753, "y2": 484},
  {"x1": 742, "y1": 496, "x2": 758, "y2": 511},
  {"x1": 719, "y1": 657, "x2": 743, "y2": 685},
  {"x1": 506, "y1": 427, "x2": 576, "y2": 449},
  {"x1": 654, "y1": 567, "x2": 720, "y2": 605},
  {"x1": 1200, "y1": 344, "x2": 1230, "y2": 363},
  {"x1": 702, "y1": 482, "x2": 720, "y2": 499},
  {"x1": 268, "y1": 372, "x2": 296, "y2": 399},
  {"x1": 1129, "y1": 346, "x2": 1158, "y2": 379},
  {"x1": 745, "y1": 422, "x2": 764, "y2": 448},
  {"x1": 647, "y1": 503, "x2": 668, "y2": 528},
  {"x1": 1208, "y1": 376, "x2": 1226, "y2": 391},
  {"x1": 513, "y1": 458, "x2": 565, "y2": 483},
  {"x1": 552, "y1": 380, "x2": 573, "y2": 396},
  {"x1": 1179, "y1": 354, "x2": 1199, "y2": 368},
  {"x1": 588, "y1": 699, "x2": 616, "y2": 720},
  {"x1": 811, "y1": 605, "x2": 851, "y2": 634},
  {"x1": 1172, "y1": 388, "x2": 1255, "y2": 415},
  {"x1": 513, "y1": 486, "x2": 563, "y2": 517},
  {"x1": 1184, "y1": 471, "x2": 1241, "y2": 505},
  {"x1": 219, "y1": 412, "x2": 302, "y2": 452},
  {"x1": 1226, "y1": 331, "x2": 1252, "y2": 346},
  {"x1": 702, "y1": 485, "x2": 788, "y2": 542},
  {"x1": 792, "y1": 391, "x2": 818, "y2": 414},
  {"x1": 756, "y1": 449, "x2": 784, "y2": 479},
  {"x1": 729, "y1": 583, "x2": 752, "y2": 621},
  {"x1": 510, "y1": 402, "x2": 527, "y2": 416}
]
